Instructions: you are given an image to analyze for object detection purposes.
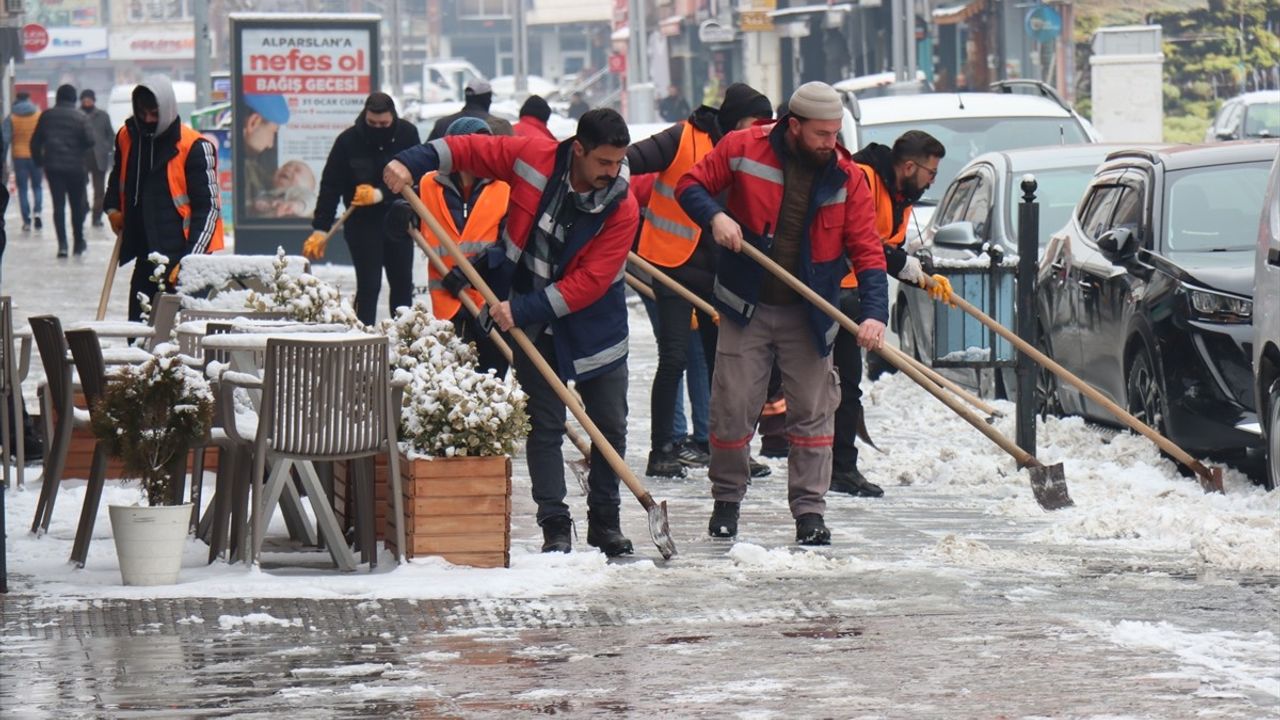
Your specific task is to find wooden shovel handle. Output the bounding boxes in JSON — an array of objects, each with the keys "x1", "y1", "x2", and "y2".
[
  {"x1": 737, "y1": 241, "x2": 1040, "y2": 469},
  {"x1": 624, "y1": 272, "x2": 655, "y2": 300},
  {"x1": 628, "y1": 252, "x2": 719, "y2": 320},
  {"x1": 96, "y1": 231, "x2": 124, "y2": 321},
  {"x1": 401, "y1": 188, "x2": 659, "y2": 510}
]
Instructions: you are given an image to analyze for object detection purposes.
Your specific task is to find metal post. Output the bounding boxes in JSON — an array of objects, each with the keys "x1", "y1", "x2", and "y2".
[
  {"x1": 1015, "y1": 174, "x2": 1039, "y2": 456},
  {"x1": 193, "y1": 0, "x2": 211, "y2": 108},
  {"x1": 514, "y1": 0, "x2": 528, "y2": 96},
  {"x1": 906, "y1": 0, "x2": 918, "y2": 80},
  {"x1": 626, "y1": 0, "x2": 653, "y2": 122},
  {"x1": 391, "y1": 0, "x2": 403, "y2": 93},
  {"x1": 891, "y1": 0, "x2": 906, "y2": 81}
]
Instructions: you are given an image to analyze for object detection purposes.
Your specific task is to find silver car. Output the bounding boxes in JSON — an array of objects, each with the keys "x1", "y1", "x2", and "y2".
[{"x1": 1254, "y1": 146, "x2": 1280, "y2": 490}]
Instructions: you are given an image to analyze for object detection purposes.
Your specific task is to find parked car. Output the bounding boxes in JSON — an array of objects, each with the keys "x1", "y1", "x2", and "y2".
[
  {"x1": 1035, "y1": 141, "x2": 1277, "y2": 457},
  {"x1": 833, "y1": 70, "x2": 931, "y2": 100},
  {"x1": 108, "y1": 82, "x2": 196, "y2": 131},
  {"x1": 1253, "y1": 146, "x2": 1280, "y2": 489},
  {"x1": 1204, "y1": 91, "x2": 1280, "y2": 142},
  {"x1": 892, "y1": 144, "x2": 1165, "y2": 395}
]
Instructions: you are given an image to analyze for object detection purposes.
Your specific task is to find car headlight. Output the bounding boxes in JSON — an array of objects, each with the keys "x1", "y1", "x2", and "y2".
[{"x1": 1185, "y1": 286, "x2": 1252, "y2": 323}]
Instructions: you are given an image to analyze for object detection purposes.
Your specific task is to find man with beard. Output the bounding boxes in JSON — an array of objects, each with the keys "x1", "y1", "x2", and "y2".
[
  {"x1": 383, "y1": 109, "x2": 638, "y2": 557},
  {"x1": 304, "y1": 92, "x2": 421, "y2": 326},
  {"x1": 676, "y1": 82, "x2": 888, "y2": 545},
  {"x1": 829, "y1": 130, "x2": 950, "y2": 498},
  {"x1": 104, "y1": 76, "x2": 224, "y2": 320}
]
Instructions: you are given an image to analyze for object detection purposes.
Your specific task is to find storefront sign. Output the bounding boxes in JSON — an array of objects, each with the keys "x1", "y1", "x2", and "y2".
[
  {"x1": 22, "y1": 23, "x2": 48, "y2": 54},
  {"x1": 24, "y1": 26, "x2": 108, "y2": 60},
  {"x1": 698, "y1": 20, "x2": 737, "y2": 44},
  {"x1": 739, "y1": 0, "x2": 777, "y2": 32},
  {"x1": 109, "y1": 25, "x2": 196, "y2": 60}
]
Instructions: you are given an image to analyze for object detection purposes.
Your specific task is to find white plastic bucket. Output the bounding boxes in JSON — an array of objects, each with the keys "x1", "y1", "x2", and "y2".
[{"x1": 108, "y1": 504, "x2": 192, "y2": 586}]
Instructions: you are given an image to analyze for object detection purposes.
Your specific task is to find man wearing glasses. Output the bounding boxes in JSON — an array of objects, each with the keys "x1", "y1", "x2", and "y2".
[{"x1": 830, "y1": 130, "x2": 950, "y2": 498}]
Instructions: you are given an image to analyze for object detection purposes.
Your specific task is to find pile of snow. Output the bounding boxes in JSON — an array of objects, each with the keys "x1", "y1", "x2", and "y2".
[{"x1": 176, "y1": 253, "x2": 310, "y2": 297}]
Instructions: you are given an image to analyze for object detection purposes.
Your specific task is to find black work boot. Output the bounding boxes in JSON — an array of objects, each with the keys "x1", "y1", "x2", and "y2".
[
  {"x1": 749, "y1": 457, "x2": 772, "y2": 478},
  {"x1": 540, "y1": 515, "x2": 573, "y2": 553},
  {"x1": 830, "y1": 468, "x2": 884, "y2": 498},
  {"x1": 674, "y1": 439, "x2": 710, "y2": 467},
  {"x1": 646, "y1": 446, "x2": 687, "y2": 478},
  {"x1": 759, "y1": 435, "x2": 789, "y2": 459},
  {"x1": 708, "y1": 500, "x2": 740, "y2": 538},
  {"x1": 795, "y1": 514, "x2": 831, "y2": 546},
  {"x1": 586, "y1": 506, "x2": 634, "y2": 557}
]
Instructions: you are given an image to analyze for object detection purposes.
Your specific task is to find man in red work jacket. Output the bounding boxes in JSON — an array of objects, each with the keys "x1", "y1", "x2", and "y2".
[
  {"x1": 384, "y1": 109, "x2": 639, "y2": 557},
  {"x1": 676, "y1": 82, "x2": 888, "y2": 546}
]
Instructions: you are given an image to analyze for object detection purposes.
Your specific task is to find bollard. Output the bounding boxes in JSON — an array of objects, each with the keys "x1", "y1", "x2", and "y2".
[{"x1": 1016, "y1": 175, "x2": 1039, "y2": 456}]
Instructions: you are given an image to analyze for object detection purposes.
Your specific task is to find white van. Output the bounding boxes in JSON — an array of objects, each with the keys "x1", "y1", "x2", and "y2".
[{"x1": 107, "y1": 81, "x2": 197, "y2": 132}]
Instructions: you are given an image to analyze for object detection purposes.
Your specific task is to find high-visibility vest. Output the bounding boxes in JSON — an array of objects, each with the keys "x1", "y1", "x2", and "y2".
[
  {"x1": 419, "y1": 172, "x2": 510, "y2": 320},
  {"x1": 9, "y1": 112, "x2": 39, "y2": 159},
  {"x1": 841, "y1": 162, "x2": 911, "y2": 289},
  {"x1": 637, "y1": 122, "x2": 711, "y2": 268},
  {"x1": 117, "y1": 124, "x2": 225, "y2": 253}
]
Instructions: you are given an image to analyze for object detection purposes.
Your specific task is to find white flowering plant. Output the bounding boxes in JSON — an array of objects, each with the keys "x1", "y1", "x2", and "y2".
[
  {"x1": 90, "y1": 350, "x2": 215, "y2": 506},
  {"x1": 246, "y1": 247, "x2": 362, "y2": 327},
  {"x1": 379, "y1": 302, "x2": 528, "y2": 458}
]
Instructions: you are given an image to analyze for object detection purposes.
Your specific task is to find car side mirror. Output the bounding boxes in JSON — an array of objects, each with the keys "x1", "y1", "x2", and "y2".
[
  {"x1": 933, "y1": 221, "x2": 982, "y2": 249},
  {"x1": 1097, "y1": 227, "x2": 1137, "y2": 260},
  {"x1": 1215, "y1": 129, "x2": 1237, "y2": 141}
]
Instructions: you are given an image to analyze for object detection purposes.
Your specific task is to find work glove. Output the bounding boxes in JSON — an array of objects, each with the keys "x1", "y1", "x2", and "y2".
[
  {"x1": 302, "y1": 230, "x2": 328, "y2": 261},
  {"x1": 385, "y1": 199, "x2": 415, "y2": 243},
  {"x1": 167, "y1": 259, "x2": 181, "y2": 287},
  {"x1": 352, "y1": 184, "x2": 383, "y2": 207},
  {"x1": 440, "y1": 266, "x2": 471, "y2": 298},
  {"x1": 897, "y1": 255, "x2": 927, "y2": 285},
  {"x1": 924, "y1": 274, "x2": 955, "y2": 306},
  {"x1": 107, "y1": 210, "x2": 124, "y2": 234},
  {"x1": 475, "y1": 304, "x2": 496, "y2": 335}
]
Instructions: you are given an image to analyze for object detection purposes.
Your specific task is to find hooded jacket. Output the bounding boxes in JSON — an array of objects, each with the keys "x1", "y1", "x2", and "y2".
[
  {"x1": 428, "y1": 94, "x2": 515, "y2": 141},
  {"x1": 104, "y1": 76, "x2": 221, "y2": 265},
  {"x1": 513, "y1": 116, "x2": 556, "y2": 141},
  {"x1": 311, "y1": 110, "x2": 421, "y2": 232},
  {"x1": 393, "y1": 134, "x2": 639, "y2": 381},
  {"x1": 30, "y1": 89, "x2": 93, "y2": 175},
  {"x1": 4, "y1": 99, "x2": 40, "y2": 160}
]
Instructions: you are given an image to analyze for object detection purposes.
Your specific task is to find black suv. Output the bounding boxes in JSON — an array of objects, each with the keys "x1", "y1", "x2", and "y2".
[{"x1": 1035, "y1": 141, "x2": 1277, "y2": 455}]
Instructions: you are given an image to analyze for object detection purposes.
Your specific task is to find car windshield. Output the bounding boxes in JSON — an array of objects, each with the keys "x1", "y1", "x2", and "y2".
[
  {"x1": 1243, "y1": 101, "x2": 1280, "y2": 137},
  {"x1": 860, "y1": 117, "x2": 1089, "y2": 203},
  {"x1": 1164, "y1": 161, "x2": 1272, "y2": 253},
  {"x1": 1008, "y1": 166, "x2": 1097, "y2": 243}
]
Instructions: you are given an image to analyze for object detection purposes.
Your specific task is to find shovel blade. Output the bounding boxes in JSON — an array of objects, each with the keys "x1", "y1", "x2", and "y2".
[
  {"x1": 854, "y1": 409, "x2": 883, "y2": 454},
  {"x1": 568, "y1": 458, "x2": 591, "y2": 496},
  {"x1": 1197, "y1": 465, "x2": 1225, "y2": 495},
  {"x1": 647, "y1": 500, "x2": 677, "y2": 560},
  {"x1": 1029, "y1": 463, "x2": 1072, "y2": 510}
]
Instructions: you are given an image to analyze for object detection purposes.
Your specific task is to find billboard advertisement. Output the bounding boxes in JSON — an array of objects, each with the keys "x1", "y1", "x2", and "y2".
[{"x1": 230, "y1": 14, "x2": 379, "y2": 258}]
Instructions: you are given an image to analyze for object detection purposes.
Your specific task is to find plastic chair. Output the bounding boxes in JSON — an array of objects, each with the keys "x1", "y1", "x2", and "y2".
[
  {"x1": 63, "y1": 329, "x2": 113, "y2": 567},
  {"x1": 222, "y1": 335, "x2": 404, "y2": 571},
  {"x1": 145, "y1": 294, "x2": 183, "y2": 352},
  {"x1": 1, "y1": 297, "x2": 24, "y2": 489},
  {"x1": 28, "y1": 316, "x2": 78, "y2": 536}
]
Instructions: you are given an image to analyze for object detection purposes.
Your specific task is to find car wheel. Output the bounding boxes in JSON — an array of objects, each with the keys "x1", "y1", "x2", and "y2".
[
  {"x1": 1266, "y1": 378, "x2": 1280, "y2": 492},
  {"x1": 1034, "y1": 326, "x2": 1063, "y2": 417},
  {"x1": 898, "y1": 302, "x2": 922, "y2": 364},
  {"x1": 1126, "y1": 345, "x2": 1167, "y2": 435}
]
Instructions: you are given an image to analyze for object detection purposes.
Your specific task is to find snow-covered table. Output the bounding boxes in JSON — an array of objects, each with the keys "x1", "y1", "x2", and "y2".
[{"x1": 14, "y1": 321, "x2": 156, "y2": 383}]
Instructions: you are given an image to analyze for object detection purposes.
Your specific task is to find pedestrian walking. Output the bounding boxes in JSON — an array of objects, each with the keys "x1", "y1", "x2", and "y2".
[
  {"x1": 676, "y1": 82, "x2": 889, "y2": 545},
  {"x1": 628, "y1": 82, "x2": 774, "y2": 479},
  {"x1": 385, "y1": 109, "x2": 639, "y2": 557},
  {"x1": 427, "y1": 80, "x2": 514, "y2": 141},
  {"x1": 831, "y1": 130, "x2": 951, "y2": 498},
  {"x1": 567, "y1": 92, "x2": 590, "y2": 120},
  {"x1": 513, "y1": 95, "x2": 557, "y2": 142},
  {"x1": 30, "y1": 84, "x2": 93, "y2": 258},
  {"x1": 3, "y1": 92, "x2": 43, "y2": 232},
  {"x1": 80, "y1": 89, "x2": 115, "y2": 228},
  {"x1": 303, "y1": 92, "x2": 421, "y2": 326},
  {"x1": 658, "y1": 85, "x2": 692, "y2": 124},
  {"x1": 104, "y1": 76, "x2": 224, "y2": 321},
  {"x1": 392, "y1": 116, "x2": 512, "y2": 376}
]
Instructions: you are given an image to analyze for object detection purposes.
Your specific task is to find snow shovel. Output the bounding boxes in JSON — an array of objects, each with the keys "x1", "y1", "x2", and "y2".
[
  {"x1": 402, "y1": 189, "x2": 678, "y2": 556},
  {"x1": 96, "y1": 230, "x2": 124, "y2": 320},
  {"x1": 624, "y1": 272, "x2": 655, "y2": 301},
  {"x1": 738, "y1": 240, "x2": 1072, "y2": 510},
  {"x1": 408, "y1": 226, "x2": 593, "y2": 496},
  {"x1": 920, "y1": 275, "x2": 1224, "y2": 494},
  {"x1": 303, "y1": 204, "x2": 357, "y2": 261}
]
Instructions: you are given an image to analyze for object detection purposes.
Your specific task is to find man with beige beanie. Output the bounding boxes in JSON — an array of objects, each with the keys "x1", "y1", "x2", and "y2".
[{"x1": 676, "y1": 81, "x2": 888, "y2": 545}]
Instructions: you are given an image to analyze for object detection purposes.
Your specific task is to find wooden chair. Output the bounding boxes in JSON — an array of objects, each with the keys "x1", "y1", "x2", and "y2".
[{"x1": 221, "y1": 335, "x2": 404, "y2": 571}]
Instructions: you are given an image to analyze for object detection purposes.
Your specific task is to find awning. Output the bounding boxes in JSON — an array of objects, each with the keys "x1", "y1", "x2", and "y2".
[
  {"x1": 527, "y1": 0, "x2": 611, "y2": 26},
  {"x1": 768, "y1": 3, "x2": 854, "y2": 21},
  {"x1": 932, "y1": 0, "x2": 987, "y2": 26}
]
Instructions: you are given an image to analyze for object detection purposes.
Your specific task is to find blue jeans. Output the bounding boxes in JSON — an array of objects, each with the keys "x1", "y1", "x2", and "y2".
[
  {"x1": 12, "y1": 157, "x2": 42, "y2": 223},
  {"x1": 686, "y1": 328, "x2": 710, "y2": 444}
]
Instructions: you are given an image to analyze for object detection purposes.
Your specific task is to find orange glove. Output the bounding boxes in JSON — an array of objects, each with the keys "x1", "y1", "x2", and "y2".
[
  {"x1": 107, "y1": 210, "x2": 124, "y2": 234},
  {"x1": 302, "y1": 230, "x2": 328, "y2": 260},
  {"x1": 352, "y1": 184, "x2": 382, "y2": 207},
  {"x1": 924, "y1": 274, "x2": 955, "y2": 306},
  {"x1": 167, "y1": 259, "x2": 181, "y2": 286}
]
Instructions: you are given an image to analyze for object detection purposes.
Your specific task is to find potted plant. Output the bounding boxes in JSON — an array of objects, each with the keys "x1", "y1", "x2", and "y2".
[
  {"x1": 91, "y1": 351, "x2": 214, "y2": 585},
  {"x1": 373, "y1": 302, "x2": 528, "y2": 567},
  {"x1": 245, "y1": 247, "x2": 362, "y2": 327}
]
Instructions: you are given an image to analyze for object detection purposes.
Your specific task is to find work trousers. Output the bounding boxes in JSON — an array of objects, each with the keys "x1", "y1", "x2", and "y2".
[
  {"x1": 513, "y1": 331, "x2": 628, "y2": 525},
  {"x1": 346, "y1": 212, "x2": 413, "y2": 326},
  {"x1": 649, "y1": 284, "x2": 717, "y2": 450},
  {"x1": 709, "y1": 303, "x2": 840, "y2": 518},
  {"x1": 89, "y1": 168, "x2": 106, "y2": 225},
  {"x1": 831, "y1": 289, "x2": 865, "y2": 475}
]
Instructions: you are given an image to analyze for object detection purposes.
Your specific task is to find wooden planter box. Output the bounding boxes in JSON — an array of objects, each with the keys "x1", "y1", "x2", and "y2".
[
  {"x1": 348, "y1": 454, "x2": 511, "y2": 568},
  {"x1": 55, "y1": 393, "x2": 218, "y2": 482}
]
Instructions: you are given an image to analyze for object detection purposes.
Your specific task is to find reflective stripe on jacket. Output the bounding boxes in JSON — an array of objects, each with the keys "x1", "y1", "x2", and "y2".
[
  {"x1": 841, "y1": 162, "x2": 911, "y2": 289},
  {"x1": 637, "y1": 122, "x2": 710, "y2": 268},
  {"x1": 418, "y1": 171, "x2": 510, "y2": 320},
  {"x1": 117, "y1": 124, "x2": 225, "y2": 253}
]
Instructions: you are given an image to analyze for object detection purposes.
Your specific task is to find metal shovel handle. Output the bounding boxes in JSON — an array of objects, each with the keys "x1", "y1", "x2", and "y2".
[
  {"x1": 738, "y1": 241, "x2": 1041, "y2": 469},
  {"x1": 400, "y1": 188, "x2": 669, "y2": 516}
]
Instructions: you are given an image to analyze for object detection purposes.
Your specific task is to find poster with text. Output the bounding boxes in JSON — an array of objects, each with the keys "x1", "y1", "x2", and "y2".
[{"x1": 231, "y1": 15, "x2": 379, "y2": 257}]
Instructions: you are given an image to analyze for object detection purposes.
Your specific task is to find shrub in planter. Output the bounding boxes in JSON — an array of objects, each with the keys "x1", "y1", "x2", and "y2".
[{"x1": 245, "y1": 246, "x2": 362, "y2": 327}]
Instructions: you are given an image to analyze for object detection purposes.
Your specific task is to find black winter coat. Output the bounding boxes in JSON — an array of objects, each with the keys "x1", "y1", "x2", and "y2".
[
  {"x1": 312, "y1": 116, "x2": 421, "y2": 232},
  {"x1": 30, "y1": 100, "x2": 93, "y2": 175},
  {"x1": 426, "y1": 102, "x2": 514, "y2": 141}
]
